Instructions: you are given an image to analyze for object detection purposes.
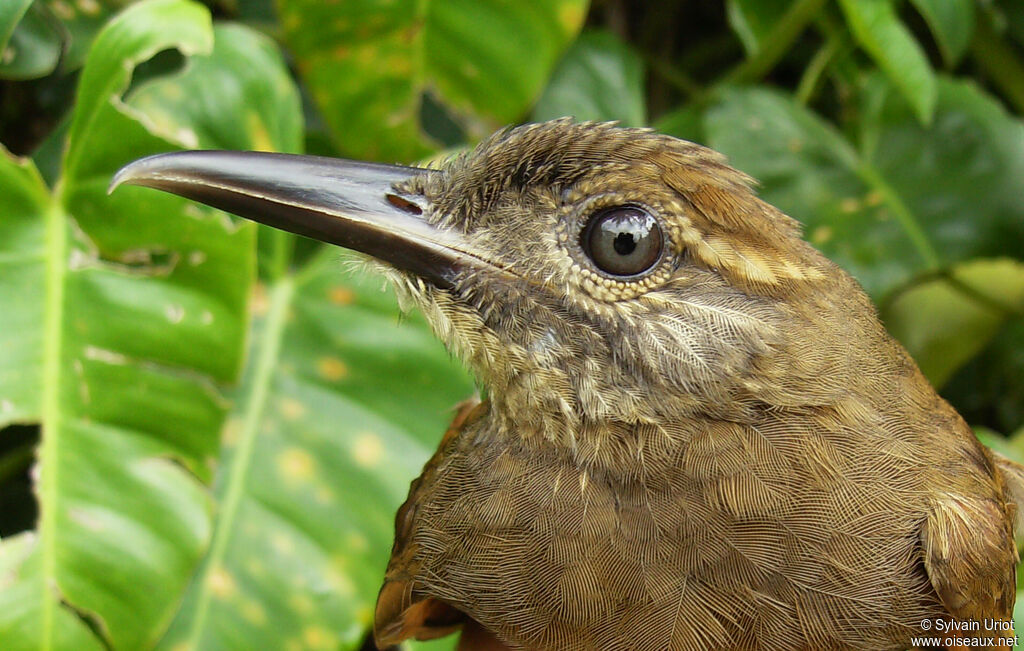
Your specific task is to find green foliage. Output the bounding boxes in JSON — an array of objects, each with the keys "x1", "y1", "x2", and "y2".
[
  {"x1": 0, "y1": 0, "x2": 1022, "y2": 649},
  {"x1": 276, "y1": 0, "x2": 587, "y2": 160},
  {"x1": 533, "y1": 30, "x2": 647, "y2": 126},
  {"x1": 838, "y1": 0, "x2": 938, "y2": 122}
]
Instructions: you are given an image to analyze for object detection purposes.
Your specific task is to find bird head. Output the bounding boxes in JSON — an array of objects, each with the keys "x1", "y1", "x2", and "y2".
[{"x1": 113, "y1": 120, "x2": 870, "y2": 450}]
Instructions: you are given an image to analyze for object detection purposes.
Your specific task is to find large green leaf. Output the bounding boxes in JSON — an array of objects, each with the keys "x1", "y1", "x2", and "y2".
[
  {"x1": 838, "y1": 0, "x2": 937, "y2": 124},
  {"x1": 700, "y1": 79, "x2": 1024, "y2": 300},
  {"x1": 156, "y1": 243, "x2": 475, "y2": 651},
  {"x1": 4, "y1": 1, "x2": 476, "y2": 647},
  {"x1": 116, "y1": 16, "x2": 474, "y2": 648},
  {"x1": 276, "y1": 0, "x2": 588, "y2": 162},
  {"x1": 0, "y1": 0, "x2": 306, "y2": 647},
  {"x1": 125, "y1": 23, "x2": 303, "y2": 153},
  {"x1": 532, "y1": 30, "x2": 646, "y2": 126}
]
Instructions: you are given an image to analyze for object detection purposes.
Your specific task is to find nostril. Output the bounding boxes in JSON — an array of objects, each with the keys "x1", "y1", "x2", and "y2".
[{"x1": 386, "y1": 193, "x2": 423, "y2": 215}]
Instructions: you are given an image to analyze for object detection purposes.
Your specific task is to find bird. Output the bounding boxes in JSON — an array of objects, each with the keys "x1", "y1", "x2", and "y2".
[{"x1": 112, "y1": 119, "x2": 1024, "y2": 651}]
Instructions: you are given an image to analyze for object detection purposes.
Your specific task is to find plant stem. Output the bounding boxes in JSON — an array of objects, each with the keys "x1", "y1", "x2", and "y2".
[
  {"x1": 796, "y1": 32, "x2": 845, "y2": 105},
  {"x1": 642, "y1": 49, "x2": 703, "y2": 97}
]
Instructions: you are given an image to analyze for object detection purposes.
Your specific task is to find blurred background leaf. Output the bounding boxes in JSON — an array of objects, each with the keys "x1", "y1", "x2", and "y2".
[
  {"x1": 275, "y1": 0, "x2": 588, "y2": 162},
  {"x1": 1, "y1": 0, "x2": 1022, "y2": 649},
  {"x1": 532, "y1": 29, "x2": 646, "y2": 125},
  {"x1": 909, "y1": 0, "x2": 974, "y2": 66},
  {"x1": 157, "y1": 244, "x2": 473, "y2": 651},
  {"x1": 838, "y1": 0, "x2": 937, "y2": 123}
]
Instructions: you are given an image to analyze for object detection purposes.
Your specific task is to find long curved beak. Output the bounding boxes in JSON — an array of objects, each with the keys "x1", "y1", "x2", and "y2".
[{"x1": 110, "y1": 151, "x2": 466, "y2": 287}]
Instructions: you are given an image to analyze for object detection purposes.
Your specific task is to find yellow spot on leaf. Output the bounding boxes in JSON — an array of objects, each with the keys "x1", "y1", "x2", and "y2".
[
  {"x1": 317, "y1": 356, "x2": 348, "y2": 381},
  {"x1": 245, "y1": 557, "x2": 266, "y2": 578},
  {"x1": 51, "y1": 1, "x2": 73, "y2": 20},
  {"x1": 76, "y1": 0, "x2": 100, "y2": 15},
  {"x1": 278, "y1": 447, "x2": 316, "y2": 482},
  {"x1": 315, "y1": 484, "x2": 335, "y2": 504},
  {"x1": 303, "y1": 626, "x2": 337, "y2": 649},
  {"x1": 352, "y1": 432, "x2": 384, "y2": 468},
  {"x1": 272, "y1": 532, "x2": 295, "y2": 556},
  {"x1": 355, "y1": 605, "x2": 374, "y2": 626},
  {"x1": 811, "y1": 225, "x2": 833, "y2": 245},
  {"x1": 840, "y1": 197, "x2": 860, "y2": 213},
  {"x1": 165, "y1": 304, "x2": 185, "y2": 323},
  {"x1": 288, "y1": 593, "x2": 314, "y2": 615},
  {"x1": 386, "y1": 53, "x2": 413, "y2": 75},
  {"x1": 222, "y1": 417, "x2": 244, "y2": 447},
  {"x1": 326, "y1": 558, "x2": 357, "y2": 598},
  {"x1": 279, "y1": 398, "x2": 305, "y2": 420},
  {"x1": 208, "y1": 567, "x2": 236, "y2": 599},
  {"x1": 357, "y1": 46, "x2": 378, "y2": 66},
  {"x1": 242, "y1": 600, "x2": 267, "y2": 626},
  {"x1": 251, "y1": 283, "x2": 269, "y2": 316},
  {"x1": 69, "y1": 508, "x2": 103, "y2": 532},
  {"x1": 345, "y1": 532, "x2": 368, "y2": 552},
  {"x1": 865, "y1": 190, "x2": 884, "y2": 206},
  {"x1": 160, "y1": 84, "x2": 185, "y2": 101},
  {"x1": 246, "y1": 112, "x2": 275, "y2": 152},
  {"x1": 328, "y1": 286, "x2": 355, "y2": 305},
  {"x1": 333, "y1": 572, "x2": 355, "y2": 597}
]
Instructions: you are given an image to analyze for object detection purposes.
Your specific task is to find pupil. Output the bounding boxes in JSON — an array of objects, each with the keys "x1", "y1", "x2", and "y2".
[{"x1": 613, "y1": 232, "x2": 636, "y2": 255}]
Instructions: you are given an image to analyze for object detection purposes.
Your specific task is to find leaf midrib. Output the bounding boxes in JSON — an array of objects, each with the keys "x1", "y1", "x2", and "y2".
[
  {"x1": 39, "y1": 189, "x2": 67, "y2": 650},
  {"x1": 182, "y1": 272, "x2": 295, "y2": 647}
]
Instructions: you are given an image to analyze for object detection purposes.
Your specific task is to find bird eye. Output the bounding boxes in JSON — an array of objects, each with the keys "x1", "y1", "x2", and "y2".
[{"x1": 581, "y1": 206, "x2": 664, "y2": 277}]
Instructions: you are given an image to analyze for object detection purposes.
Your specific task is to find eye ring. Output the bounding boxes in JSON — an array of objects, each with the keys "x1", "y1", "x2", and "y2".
[{"x1": 580, "y1": 205, "x2": 665, "y2": 278}]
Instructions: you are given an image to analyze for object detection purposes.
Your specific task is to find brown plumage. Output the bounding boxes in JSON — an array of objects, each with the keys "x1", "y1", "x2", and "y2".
[
  {"x1": 113, "y1": 119, "x2": 1023, "y2": 651},
  {"x1": 370, "y1": 121, "x2": 1022, "y2": 650}
]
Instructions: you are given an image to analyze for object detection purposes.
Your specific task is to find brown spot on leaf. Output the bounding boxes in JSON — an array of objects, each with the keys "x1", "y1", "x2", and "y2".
[{"x1": 328, "y1": 286, "x2": 355, "y2": 305}]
